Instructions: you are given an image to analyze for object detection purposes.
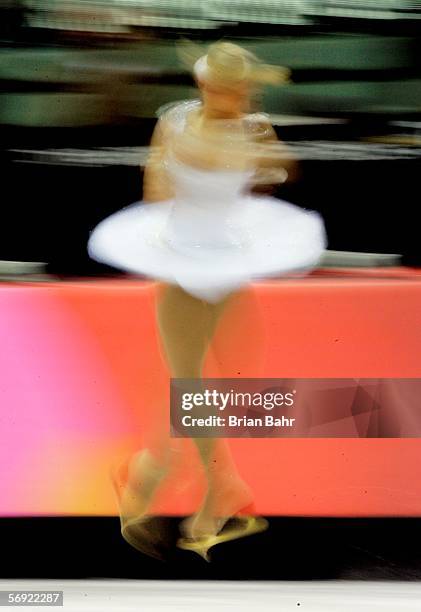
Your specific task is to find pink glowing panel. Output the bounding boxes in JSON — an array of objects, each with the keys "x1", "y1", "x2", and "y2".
[{"x1": 0, "y1": 284, "x2": 142, "y2": 516}]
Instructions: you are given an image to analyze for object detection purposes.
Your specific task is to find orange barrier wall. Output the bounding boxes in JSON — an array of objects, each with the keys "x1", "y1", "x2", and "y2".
[{"x1": 1, "y1": 267, "x2": 421, "y2": 516}]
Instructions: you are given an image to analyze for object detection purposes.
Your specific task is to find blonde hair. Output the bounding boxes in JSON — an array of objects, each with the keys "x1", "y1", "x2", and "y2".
[{"x1": 177, "y1": 39, "x2": 290, "y2": 89}]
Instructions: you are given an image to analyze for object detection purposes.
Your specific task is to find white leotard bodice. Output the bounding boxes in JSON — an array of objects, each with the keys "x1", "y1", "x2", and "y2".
[
  {"x1": 162, "y1": 154, "x2": 253, "y2": 251},
  {"x1": 159, "y1": 100, "x2": 256, "y2": 251}
]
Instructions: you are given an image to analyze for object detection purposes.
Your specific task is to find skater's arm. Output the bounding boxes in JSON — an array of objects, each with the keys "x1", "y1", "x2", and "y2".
[
  {"x1": 143, "y1": 117, "x2": 174, "y2": 203},
  {"x1": 249, "y1": 115, "x2": 299, "y2": 194}
]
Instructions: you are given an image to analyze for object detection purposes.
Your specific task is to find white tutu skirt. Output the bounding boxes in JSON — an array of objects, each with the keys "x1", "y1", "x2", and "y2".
[{"x1": 87, "y1": 194, "x2": 327, "y2": 303}]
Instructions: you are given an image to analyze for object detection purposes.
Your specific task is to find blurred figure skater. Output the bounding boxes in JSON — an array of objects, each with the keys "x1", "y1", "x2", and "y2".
[{"x1": 88, "y1": 40, "x2": 327, "y2": 560}]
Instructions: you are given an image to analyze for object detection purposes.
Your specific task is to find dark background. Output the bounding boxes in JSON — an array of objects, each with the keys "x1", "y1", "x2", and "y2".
[{"x1": 2, "y1": 516, "x2": 421, "y2": 579}]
